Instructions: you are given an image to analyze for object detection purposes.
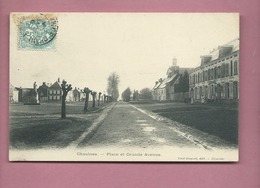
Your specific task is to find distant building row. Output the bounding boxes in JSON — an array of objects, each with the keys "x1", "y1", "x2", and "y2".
[
  {"x1": 152, "y1": 38, "x2": 239, "y2": 103},
  {"x1": 10, "y1": 79, "x2": 87, "y2": 103}
]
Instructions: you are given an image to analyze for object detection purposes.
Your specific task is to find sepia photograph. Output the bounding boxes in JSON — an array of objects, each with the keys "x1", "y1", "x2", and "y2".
[{"x1": 9, "y1": 13, "x2": 239, "y2": 161}]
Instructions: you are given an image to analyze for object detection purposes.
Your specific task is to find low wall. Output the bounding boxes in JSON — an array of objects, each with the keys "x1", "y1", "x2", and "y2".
[{"x1": 170, "y1": 92, "x2": 189, "y2": 102}]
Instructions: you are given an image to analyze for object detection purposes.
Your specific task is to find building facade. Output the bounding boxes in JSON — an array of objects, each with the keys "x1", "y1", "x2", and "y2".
[
  {"x1": 37, "y1": 82, "x2": 49, "y2": 101},
  {"x1": 9, "y1": 84, "x2": 19, "y2": 103},
  {"x1": 73, "y1": 88, "x2": 81, "y2": 101},
  {"x1": 152, "y1": 58, "x2": 191, "y2": 102},
  {"x1": 189, "y1": 38, "x2": 239, "y2": 103},
  {"x1": 48, "y1": 81, "x2": 62, "y2": 101}
]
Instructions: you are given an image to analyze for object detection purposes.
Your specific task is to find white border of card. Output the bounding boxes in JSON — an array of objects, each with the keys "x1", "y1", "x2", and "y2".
[{"x1": 9, "y1": 13, "x2": 239, "y2": 161}]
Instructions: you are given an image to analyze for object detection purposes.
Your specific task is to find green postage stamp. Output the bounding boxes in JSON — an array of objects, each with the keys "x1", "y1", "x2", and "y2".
[{"x1": 13, "y1": 13, "x2": 58, "y2": 50}]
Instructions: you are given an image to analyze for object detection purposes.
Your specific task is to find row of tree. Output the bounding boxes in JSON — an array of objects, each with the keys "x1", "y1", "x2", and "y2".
[
  {"x1": 121, "y1": 87, "x2": 152, "y2": 102},
  {"x1": 61, "y1": 72, "x2": 120, "y2": 119}
]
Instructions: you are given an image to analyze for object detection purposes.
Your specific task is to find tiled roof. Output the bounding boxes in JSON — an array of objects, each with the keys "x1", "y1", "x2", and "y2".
[
  {"x1": 206, "y1": 38, "x2": 239, "y2": 62},
  {"x1": 153, "y1": 81, "x2": 162, "y2": 90},
  {"x1": 158, "y1": 74, "x2": 178, "y2": 89},
  {"x1": 49, "y1": 81, "x2": 61, "y2": 89}
]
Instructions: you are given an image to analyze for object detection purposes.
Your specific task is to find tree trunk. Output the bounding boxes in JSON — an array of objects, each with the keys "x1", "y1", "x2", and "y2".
[
  {"x1": 92, "y1": 97, "x2": 95, "y2": 108},
  {"x1": 61, "y1": 96, "x2": 66, "y2": 119},
  {"x1": 60, "y1": 80, "x2": 72, "y2": 119},
  {"x1": 84, "y1": 93, "x2": 89, "y2": 111}
]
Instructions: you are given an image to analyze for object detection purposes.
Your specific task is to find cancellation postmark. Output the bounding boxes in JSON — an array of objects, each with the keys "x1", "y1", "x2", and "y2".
[{"x1": 13, "y1": 13, "x2": 58, "y2": 50}]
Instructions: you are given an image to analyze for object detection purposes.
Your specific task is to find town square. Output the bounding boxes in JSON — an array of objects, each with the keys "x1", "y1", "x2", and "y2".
[{"x1": 9, "y1": 13, "x2": 239, "y2": 161}]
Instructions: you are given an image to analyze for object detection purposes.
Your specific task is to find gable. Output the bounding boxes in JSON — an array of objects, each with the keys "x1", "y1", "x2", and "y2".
[{"x1": 49, "y1": 81, "x2": 61, "y2": 90}]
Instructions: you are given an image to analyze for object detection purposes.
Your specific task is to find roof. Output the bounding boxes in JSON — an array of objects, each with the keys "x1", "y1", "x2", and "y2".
[
  {"x1": 190, "y1": 38, "x2": 239, "y2": 73},
  {"x1": 9, "y1": 84, "x2": 15, "y2": 88},
  {"x1": 158, "y1": 74, "x2": 178, "y2": 89},
  {"x1": 167, "y1": 66, "x2": 192, "y2": 75},
  {"x1": 153, "y1": 81, "x2": 162, "y2": 90},
  {"x1": 73, "y1": 88, "x2": 81, "y2": 93},
  {"x1": 49, "y1": 81, "x2": 62, "y2": 89},
  {"x1": 205, "y1": 38, "x2": 239, "y2": 62},
  {"x1": 179, "y1": 68, "x2": 193, "y2": 74},
  {"x1": 38, "y1": 84, "x2": 49, "y2": 89},
  {"x1": 10, "y1": 84, "x2": 19, "y2": 92}
]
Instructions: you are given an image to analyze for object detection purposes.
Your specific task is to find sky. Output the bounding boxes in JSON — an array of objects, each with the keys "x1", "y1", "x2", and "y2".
[{"x1": 10, "y1": 13, "x2": 239, "y2": 94}]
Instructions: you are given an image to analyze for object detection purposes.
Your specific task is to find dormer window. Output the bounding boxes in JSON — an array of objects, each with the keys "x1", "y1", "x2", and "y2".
[
  {"x1": 218, "y1": 45, "x2": 233, "y2": 58},
  {"x1": 200, "y1": 55, "x2": 212, "y2": 66}
]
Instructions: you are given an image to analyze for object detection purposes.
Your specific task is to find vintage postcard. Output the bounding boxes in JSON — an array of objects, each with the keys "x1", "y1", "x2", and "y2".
[{"x1": 9, "y1": 13, "x2": 239, "y2": 161}]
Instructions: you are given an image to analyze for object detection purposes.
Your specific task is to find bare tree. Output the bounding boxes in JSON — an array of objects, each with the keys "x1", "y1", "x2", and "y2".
[
  {"x1": 91, "y1": 91, "x2": 97, "y2": 108},
  {"x1": 98, "y1": 92, "x2": 102, "y2": 106},
  {"x1": 83, "y1": 87, "x2": 92, "y2": 111},
  {"x1": 107, "y1": 72, "x2": 120, "y2": 101},
  {"x1": 61, "y1": 80, "x2": 72, "y2": 119}
]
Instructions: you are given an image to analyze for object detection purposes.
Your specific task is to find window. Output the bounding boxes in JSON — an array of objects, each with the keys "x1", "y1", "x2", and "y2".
[
  {"x1": 210, "y1": 68, "x2": 213, "y2": 80},
  {"x1": 225, "y1": 63, "x2": 229, "y2": 77},
  {"x1": 230, "y1": 61, "x2": 233, "y2": 76},
  {"x1": 233, "y1": 82, "x2": 238, "y2": 99},
  {"x1": 217, "y1": 66, "x2": 221, "y2": 78},
  {"x1": 204, "y1": 86, "x2": 208, "y2": 98},
  {"x1": 225, "y1": 83, "x2": 229, "y2": 98},
  {"x1": 49, "y1": 90, "x2": 52, "y2": 94},
  {"x1": 53, "y1": 90, "x2": 56, "y2": 94},
  {"x1": 53, "y1": 96, "x2": 57, "y2": 100},
  {"x1": 199, "y1": 87, "x2": 202, "y2": 99},
  {"x1": 229, "y1": 82, "x2": 233, "y2": 99},
  {"x1": 214, "y1": 67, "x2": 217, "y2": 79},
  {"x1": 57, "y1": 90, "x2": 60, "y2": 94},
  {"x1": 49, "y1": 96, "x2": 52, "y2": 100},
  {"x1": 57, "y1": 96, "x2": 60, "y2": 100},
  {"x1": 234, "y1": 61, "x2": 238, "y2": 75},
  {"x1": 221, "y1": 64, "x2": 225, "y2": 78}
]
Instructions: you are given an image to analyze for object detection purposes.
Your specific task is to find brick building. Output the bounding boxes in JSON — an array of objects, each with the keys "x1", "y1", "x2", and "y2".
[{"x1": 189, "y1": 38, "x2": 239, "y2": 103}]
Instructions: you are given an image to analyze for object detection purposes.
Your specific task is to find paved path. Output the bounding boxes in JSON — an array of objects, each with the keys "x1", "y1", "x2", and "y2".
[{"x1": 79, "y1": 102, "x2": 199, "y2": 149}]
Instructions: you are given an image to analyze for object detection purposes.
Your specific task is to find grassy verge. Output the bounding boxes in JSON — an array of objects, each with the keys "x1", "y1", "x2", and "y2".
[
  {"x1": 10, "y1": 101, "x2": 108, "y2": 116},
  {"x1": 138, "y1": 103, "x2": 238, "y2": 145},
  {"x1": 10, "y1": 117, "x2": 92, "y2": 149}
]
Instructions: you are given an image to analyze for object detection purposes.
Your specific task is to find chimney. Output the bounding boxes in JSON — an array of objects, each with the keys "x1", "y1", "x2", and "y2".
[
  {"x1": 159, "y1": 78, "x2": 163, "y2": 83},
  {"x1": 43, "y1": 82, "x2": 46, "y2": 85},
  {"x1": 172, "y1": 57, "x2": 177, "y2": 67},
  {"x1": 155, "y1": 81, "x2": 158, "y2": 85}
]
